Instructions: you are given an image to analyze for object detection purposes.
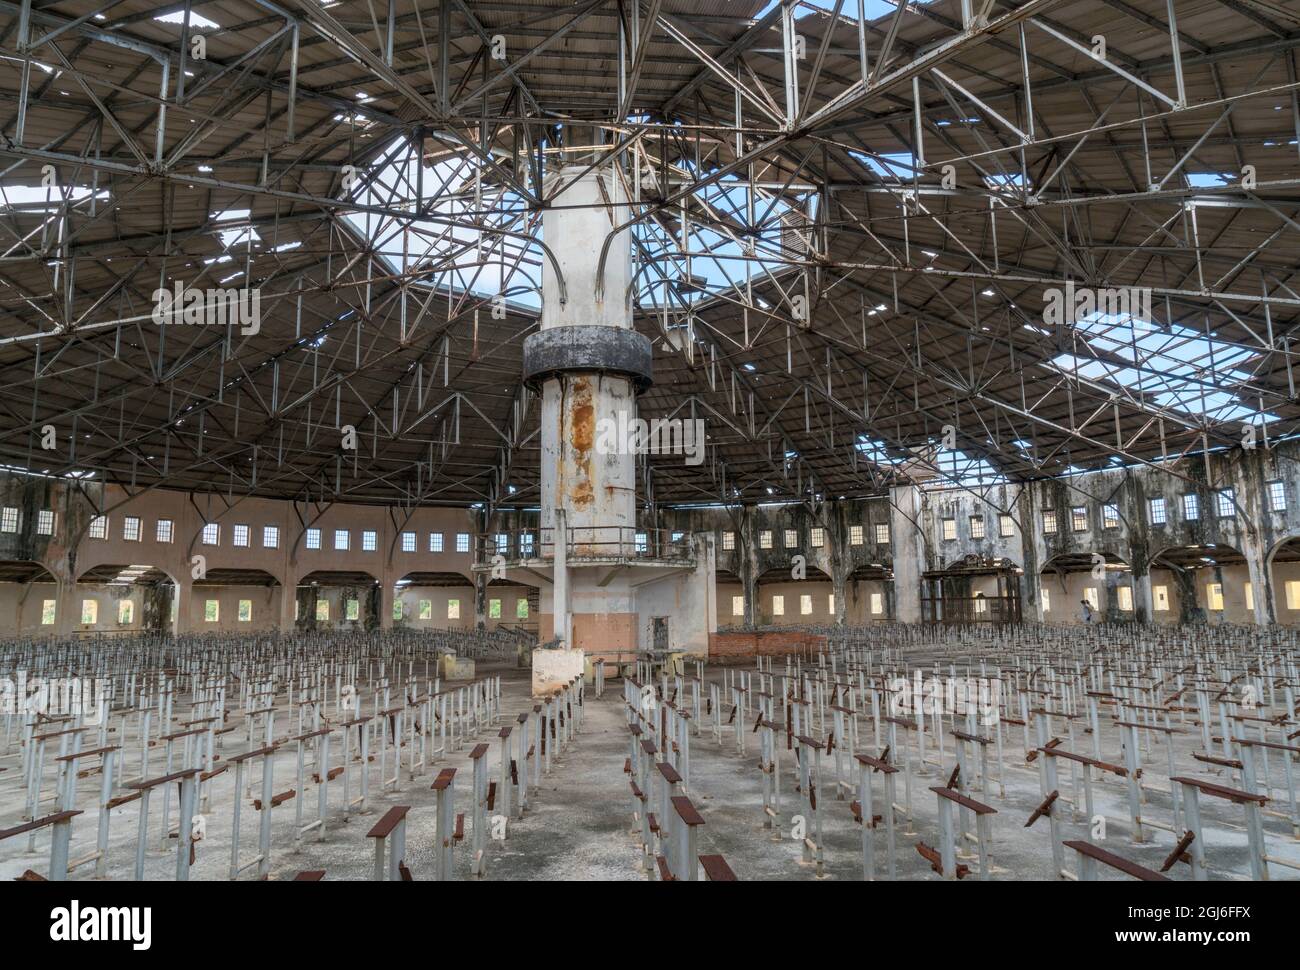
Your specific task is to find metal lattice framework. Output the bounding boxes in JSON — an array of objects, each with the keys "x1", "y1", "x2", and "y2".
[{"x1": 0, "y1": 0, "x2": 1297, "y2": 514}]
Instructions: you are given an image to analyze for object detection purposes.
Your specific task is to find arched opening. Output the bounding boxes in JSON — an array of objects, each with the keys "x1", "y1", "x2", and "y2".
[
  {"x1": 76, "y1": 564, "x2": 179, "y2": 633},
  {"x1": 924, "y1": 555, "x2": 1022, "y2": 625},
  {"x1": 393, "y1": 571, "x2": 476, "y2": 630},
  {"x1": 1039, "y1": 552, "x2": 1131, "y2": 625},
  {"x1": 192, "y1": 568, "x2": 282, "y2": 631},
  {"x1": 0, "y1": 560, "x2": 59, "y2": 634},
  {"x1": 755, "y1": 565, "x2": 833, "y2": 626},
  {"x1": 1149, "y1": 544, "x2": 1248, "y2": 624},
  {"x1": 848, "y1": 563, "x2": 894, "y2": 623},
  {"x1": 297, "y1": 570, "x2": 381, "y2": 631},
  {"x1": 1267, "y1": 536, "x2": 1300, "y2": 625}
]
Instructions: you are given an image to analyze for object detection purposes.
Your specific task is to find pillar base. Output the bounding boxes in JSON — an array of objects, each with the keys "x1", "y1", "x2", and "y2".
[{"x1": 532, "y1": 648, "x2": 585, "y2": 697}]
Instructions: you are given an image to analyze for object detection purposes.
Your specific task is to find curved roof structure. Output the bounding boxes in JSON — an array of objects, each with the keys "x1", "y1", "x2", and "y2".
[{"x1": 0, "y1": 0, "x2": 1296, "y2": 509}]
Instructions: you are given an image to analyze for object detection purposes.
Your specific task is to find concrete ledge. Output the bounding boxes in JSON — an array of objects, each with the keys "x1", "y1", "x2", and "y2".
[{"x1": 522, "y1": 325, "x2": 653, "y2": 392}]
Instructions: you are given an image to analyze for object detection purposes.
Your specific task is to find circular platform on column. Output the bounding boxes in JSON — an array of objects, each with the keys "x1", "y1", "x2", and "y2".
[{"x1": 522, "y1": 325, "x2": 653, "y2": 393}]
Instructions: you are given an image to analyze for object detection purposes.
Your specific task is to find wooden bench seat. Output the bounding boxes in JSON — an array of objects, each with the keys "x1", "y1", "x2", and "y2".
[
  {"x1": 699, "y1": 854, "x2": 738, "y2": 881},
  {"x1": 367, "y1": 806, "x2": 411, "y2": 840},
  {"x1": 1063, "y1": 840, "x2": 1170, "y2": 881},
  {"x1": 930, "y1": 786, "x2": 997, "y2": 815},
  {"x1": 1171, "y1": 776, "x2": 1267, "y2": 805},
  {"x1": 0, "y1": 810, "x2": 82, "y2": 842}
]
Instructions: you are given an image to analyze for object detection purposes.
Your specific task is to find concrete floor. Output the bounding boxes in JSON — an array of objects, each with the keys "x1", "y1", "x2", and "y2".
[{"x1": 2, "y1": 657, "x2": 1297, "y2": 881}]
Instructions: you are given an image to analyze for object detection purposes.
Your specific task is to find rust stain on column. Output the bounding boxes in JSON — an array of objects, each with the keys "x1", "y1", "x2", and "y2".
[{"x1": 568, "y1": 377, "x2": 594, "y2": 509}]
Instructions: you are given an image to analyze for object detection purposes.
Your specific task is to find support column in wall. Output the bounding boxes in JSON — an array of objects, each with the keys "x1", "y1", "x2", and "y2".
[
  {"x1": 831, "y1": 557, "x2": 847, "y2": 627},
  {"x1": 173, "y1": 576, "x2": 193, "y2": 634},
  {"x1": 379, "y1": 580, "x2": 395, "y2": 630},
  {"x1": 55, "y1": 575, "x2": 76, "y2": 635},
  {"x1": 889, "y1": 485, "x2": 925, "y2": 624},
  {"x1": 279, "y1": 575, "x2": 298, "y2": 632},
  {"x1": 1017, "y1": 485, "x2": 1044, "y2": 622},
  {"x1": 474, "y1": 573, "x2": 488, "y2": 632},
  {"x1": 1243, "y1": 536, "x2": 1275, "y2": 626},
  {"x1": 1132, "y1": 562, "x2": 1155, "y2": 624},
  {"x1": 741, "y1": 511, "x2": 758, "y2": 628}
]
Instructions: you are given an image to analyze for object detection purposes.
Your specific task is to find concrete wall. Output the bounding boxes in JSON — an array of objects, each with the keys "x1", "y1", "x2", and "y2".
[{"x1": 5, "y1": 435, "x2": 1300, "y2": 636}]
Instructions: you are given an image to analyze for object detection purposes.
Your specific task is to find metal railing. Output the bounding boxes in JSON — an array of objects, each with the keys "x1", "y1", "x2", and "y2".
[{"x1": 475, "y1": 526, "x2": 694, "y2": 567}]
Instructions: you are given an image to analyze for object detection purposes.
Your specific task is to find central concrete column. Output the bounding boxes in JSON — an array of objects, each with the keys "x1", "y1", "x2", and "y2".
[
  {"x1": 524, "y1": 157, "x2": 648, "y2": 690},
  {"x1": 890, "y1": 485, "x2": 925, "y2": 623}
]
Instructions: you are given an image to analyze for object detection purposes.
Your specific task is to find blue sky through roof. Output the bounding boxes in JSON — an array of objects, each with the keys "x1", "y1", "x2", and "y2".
[{"x1": 1051, "y1": 312, "x2": 1271, "y2": 424}]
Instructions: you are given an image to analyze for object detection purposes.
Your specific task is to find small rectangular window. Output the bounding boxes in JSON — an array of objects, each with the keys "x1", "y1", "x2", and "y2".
[
  {"x1": 456, "y1": 533, "x2": 470, "y2": 553},
  {"x1": 732, "y1": 595, "x2": 744, "y2": 616},
  {"x1": 419, "y1": 600, "x2": 432, "y2": 620},
  {"x1": 870, "y1": 593, "x2": 883, "y2": 615},
  {"x1": 201, "y1": 522, "x2": 219, "y2": 545},
  {"x1": 969, "y1": 516, "x2": 985, "y2": 539},
  {"x1": 1042, "y1": 588, "x2": 1052, "y2": 612},
  {"x1": 1182, "y1": 493, "x2": 1200, "y2": 520},
  {"x1": 401, "y1": 532, "x2": 415, "y2": 552},
  {"x1": 1268, "y1": 481, "x2": 1287, "y2": 512},
  {"x1": 759, "y1": 531, "x2": 773, "y2": 549},
  {"x1": 810, "y1": 527, "x2": 825, "y2": 547},
  {"x1": 81, "y1": 599, "x2": 98, "y2": 624},
  {"x1": 430, "y1": 532, "x2": 444, "y2": 552},
  {"x1": 204, "y1": 600, "x2": 219, "y2": 623},
  {"x1": 238, "y1": 600, "x2": 252, "y2": 622},
  {"x1": 1207, "y1": 583, "x2": 1224, "y2": 611},
  {"x1": 1154, "y1": 585, "x2": 1170, "y2": 611},
  {"x1": 0, "y1": 507, "x2": 19, "y2": 533},
  {"x1": 828, "y1": 593, "x2": 835, "y2": 615},
  {"x1": 1071, "y1": 506, "x2": 1087, "y2": 531},
  {"x1": 232, "y1": 524, "x2": 249, "y2": 547},
  {"x1": 1042, "y1": 510, "x2": 1057, "y2": 534},
  {"x1": 874, "y1": 523, "x2": 890, "y2": 545},
  {"x1": 1149, "y1": 497, "x2": 1166, "y2": 525},
  {"x1": 784, "y1": 529, "x2": 798, "y2": 548},
  {"x1": 118, "y1": 600, "x2": 134, "y2": 624},
  {"x1": 1117, "y1": 587, "x2": 1133, "y2": 611},
  {"x1": 315, "y1": 600, "x2": 330, "y2": 622},
  {"x1": 156, "y1": 519, "x2": 173, "y2": 543},
  {"x1": 1217, "y1": 489, "x2": 1235, "y2": 518},
  {"x1": 634, "y1": 532, "x2": 648, "y2": 553},
  {"x1": 495, "y1": 533, "x2": 510, "y2": 554},
  {"x1": 1102, "y1": 504, "x2": 1119, "y2": 529},
  {"x1": 345, "y1": 599, "x2": 359, "y2": 621},
  {"x1": 999, "y1": 514, "x2": 1015, "y2": 537},
  {"x1": 850, "y1": 525, "x2": 864, "y2": 546},
  {"x1": 306, "y1": 528, "x2": 321, "y2": 550},
  {"x1": 800, "y1": 594, "x2": 812, "y2": 615},
  {"x1": 771, "y1": 595, "x2": 784, "y2": 616},
  {"x1": 447, "y1": 599, "x2": 460, "y2": 620},
  {"x1": 41, "y1": 600, "x2": 55, "y2": 625},
  {"x1": 123, "y1": 516, "x2": 141, "y2": 542},
  {"x1": 1286, "y1": 580, "x2": 1300, "y2": 610},
  {"x1": 361, "y1": 530, "x2": 377, "y2": 551},
  {"x1": 722, "y1": 531, "x2": 735, "y2": 550},
  {"x1": 516, "y1": 599, "x2": 529, "y2": 619},
  {"x1": 263, "y1": 525, "x2": 279, "y2": 548},
  {"x1": 36, "y1": 510, "x2": 54, "y2": 535},
  {"x1": 334, "y1": 529, "x2": 349, "y2": 551},
  {"x1": 941, "y1": 518, "x2": 956, "y2": 541},
  {"x1": 520, "y1": 533, "x2": 535, "y2": 557},
  {"x1": 89, "y1": 515, "x2": 108, "y2": 539},
  {"x1": 1245, "y1": 582, "x2": 1254, "y2": 611},
  {"x1": 489, "y1": 599, "x2": 502, "y2": 619}
]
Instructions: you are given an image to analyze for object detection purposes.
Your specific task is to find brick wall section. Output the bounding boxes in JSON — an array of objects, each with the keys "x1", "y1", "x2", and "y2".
[{"x1": 708, "y1": 630, "x2": 828, "y2": 662}]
